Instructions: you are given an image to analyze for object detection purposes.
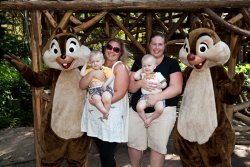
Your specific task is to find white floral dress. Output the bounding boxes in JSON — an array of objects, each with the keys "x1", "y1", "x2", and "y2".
[{"x1": 81, "y1": 61, "x2": 129, "y2": 142}]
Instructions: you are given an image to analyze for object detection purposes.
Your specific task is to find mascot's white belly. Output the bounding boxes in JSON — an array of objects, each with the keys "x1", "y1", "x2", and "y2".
[
  {"x1": 52, "y1": 69, "x2": 86, "y2": 139},
  {"x1": 177, "y1": 69, "x2": 218, "y2": 144}
]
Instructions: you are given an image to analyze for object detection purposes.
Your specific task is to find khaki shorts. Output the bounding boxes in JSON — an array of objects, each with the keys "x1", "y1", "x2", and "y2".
[{"x1": 127, "y1": 107, "x2": 176, "y2": 154}]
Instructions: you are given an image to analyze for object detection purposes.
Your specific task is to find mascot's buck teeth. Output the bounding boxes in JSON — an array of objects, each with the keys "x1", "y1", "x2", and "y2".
[
  {"x1": 0, "y1": 27, "x2": 92, "y2": 166},
  {"x1": 174, "y1": 19, "x2": 245, "y2": 167}
]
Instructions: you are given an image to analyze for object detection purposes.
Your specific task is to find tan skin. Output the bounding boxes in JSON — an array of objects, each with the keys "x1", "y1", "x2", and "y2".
[
  {"x1": 128, "y1": 35, "x2": 183, "y2": 167},
  {"x1": 79, "y1": 41, "x2": 129, "y2": 109}
]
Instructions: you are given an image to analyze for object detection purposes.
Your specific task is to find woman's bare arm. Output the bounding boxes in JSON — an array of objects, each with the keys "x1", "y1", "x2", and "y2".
[
  {"x1": 112, "y1": 63, "x2": 129, "y2": 103},
  {"x1": 79, "y1": 72, "x2": 93, "y2": 90}
]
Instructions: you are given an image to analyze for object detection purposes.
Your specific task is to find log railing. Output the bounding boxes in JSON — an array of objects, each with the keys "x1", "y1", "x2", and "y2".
[
  {"x1": 1, "y1": 0, "x2": 250, "y2": 11},
  {"x1": 227, "y1": 86, "x2": 250, "y2": 145}
]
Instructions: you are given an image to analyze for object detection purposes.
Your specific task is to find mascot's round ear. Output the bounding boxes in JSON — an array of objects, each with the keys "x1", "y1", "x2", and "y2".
[
  {"x1": 66, "y1": 26, "x2": 75, "y2": 34},
  {"x1": 55, "y1": 27, "x2": 64, "y2": 35},
  {"x1": 191, "y1": 19, "x2": 202, "y2": 31},
  {"x1": 54, "y1": 27, "x2": 75, "y2": 35},
  {"x1": 202, "y1": 18, "x2": 215, "y2": 31}
]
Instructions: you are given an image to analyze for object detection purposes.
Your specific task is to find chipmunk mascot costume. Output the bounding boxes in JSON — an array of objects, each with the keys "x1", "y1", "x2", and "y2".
[
  {"x1": 0, "y1": 27, "x2": 92, "y2": 166},
  {"x1": 174, "y1": 19, "x2": 245, "y2": 167}
]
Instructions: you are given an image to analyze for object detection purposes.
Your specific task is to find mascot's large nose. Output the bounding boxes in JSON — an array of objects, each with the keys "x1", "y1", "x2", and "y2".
[
  {"x1": 187, "y1": 53, "x2": 196, "y2": 61},
  {"x1": 61, "y1": 53, "x2": 66, "y2": 59}
]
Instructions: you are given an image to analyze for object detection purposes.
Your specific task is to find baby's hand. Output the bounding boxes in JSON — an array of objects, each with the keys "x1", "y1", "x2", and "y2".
[
  {"x1": 141, "y1": 80, "x2": 156, "y2": 92},
  {"x1": 144, "y1": 117, "x2": 153, "y2": 128},
  {"x1": 103, "y1": 112, "x2": 109, "y2": 120},
  {"x1": 102, "y1": 84, "x2": 107, "y2": 91},
  {"x1": 154, "y1": 82, "x2": 163, "y2": 89}
]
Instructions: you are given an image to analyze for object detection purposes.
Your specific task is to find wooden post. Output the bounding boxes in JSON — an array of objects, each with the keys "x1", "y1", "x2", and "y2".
[
  {"x1": 109, "y1": 12, "x2": 146, "y2": 54},
  {"x1": 30, "y1": 11, "x2": 43, "y2": 167},
  {"x1": 42, "y1": 10, "x2": 57, "y2": 28},
  {"x1": 146, "y1": 12, "x2": 152, "y2": 53},
  {"x1": 57, "y1": 10, "x2": 74, "y2": 30},
  {"x1": 73, "y1": 11, "x2": 108, "y2": 33},
  {"x1": 105, "y1": 17, "x2": 110, "y2": 37},
  {"x1": 165, "y1": 12, "x2": 188, "y2": 42},
  {"x1": 204, "y1": 8, "x2": 250, "y2": 38},
  {"x1": 2, "y1": 1, "x2": 250, "y2": 11},
  {"x1": 153, "y1": 13, "x2": 168, "y2": 33},
  {"x1": 228, "y1": 33, "x2": 240, "y2": 78}
]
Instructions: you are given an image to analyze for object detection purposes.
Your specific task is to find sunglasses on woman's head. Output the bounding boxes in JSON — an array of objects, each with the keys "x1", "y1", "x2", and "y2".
[{"x1": 106, "y1": 44, "x2": 120, "y2": 53}]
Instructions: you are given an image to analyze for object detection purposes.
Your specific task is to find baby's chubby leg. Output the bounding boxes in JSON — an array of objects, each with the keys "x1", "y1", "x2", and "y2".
[
  {"x1": 153, "y1": 101, "x2": 164, "y2": 117},
  {"x1": 136, "y1": 100, "x2": 148, "y2": 123},
  {"x1": 102, "y1": 91, "x2": 112, "y2": 110},
  {"x1": 91, "y1": 94, "x2": 108, "y2": 119},
  {"x1": 102, "y1": 91, "x2": 113, "y2": 118},
  {"x1": 145, "y1": 101, "x2": 164, "y2": 127}
]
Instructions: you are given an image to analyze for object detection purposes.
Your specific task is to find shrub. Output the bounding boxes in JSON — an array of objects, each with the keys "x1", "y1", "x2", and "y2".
[{"x1": 0, "y1": 61, "x2": 33, "y2": 129}]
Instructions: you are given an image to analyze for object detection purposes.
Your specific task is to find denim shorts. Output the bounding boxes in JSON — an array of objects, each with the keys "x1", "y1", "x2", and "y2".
[
  {"x1": 89, "y1": 86, "x2": 113, "y2": 98},
  {"x1": 139, "y1": 94, "x2": 166, "y2": 107}
]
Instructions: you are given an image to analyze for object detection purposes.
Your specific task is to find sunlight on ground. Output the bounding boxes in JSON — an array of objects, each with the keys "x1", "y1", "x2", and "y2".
[
  {"x1": 121, "y1": 165, "x2": 130, "y2": 167},
  {"x1": 234, "y1": 145, "x2": 250, "y2": 166},
  {"x1": 234, "y1": 145, "x2": 250, "y2": 158},
  {"x1": 24, "y1": 132, "x2": 33, "y2": 136},
  {"x1": 116, "y1": 153, "x2": 181, "y2": 167},
  {"x1": 165, "y1": 153, "x2": 180, "y2": 160}
]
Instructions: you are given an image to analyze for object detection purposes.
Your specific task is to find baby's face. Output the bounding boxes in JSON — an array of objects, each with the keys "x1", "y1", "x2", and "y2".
[
  {"x1": 89, "y1": 54, "x2": 104, "y2": 70},
  {"x1": 142, "y1": 58, "x2": 156, "y2": 73}
]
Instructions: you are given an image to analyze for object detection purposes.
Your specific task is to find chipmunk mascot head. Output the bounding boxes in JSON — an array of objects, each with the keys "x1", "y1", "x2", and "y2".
[
  {"x1": 0, "y1": 27, "x2": 92, "y2": 166},
  {"x1": 174, "y1": 19, "x2": 245, "y2": 167}
]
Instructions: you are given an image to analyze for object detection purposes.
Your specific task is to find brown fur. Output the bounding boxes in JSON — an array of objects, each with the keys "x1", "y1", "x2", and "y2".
[
  {"x1": 2, "y1": 29, "x2": 92, "y2": 166},
  {"x1": 175, "y1": 66, "x2": 244, "y2": 167},
  {"x1": 175, "y1": 22, "x2": 244, "y2": 167}
]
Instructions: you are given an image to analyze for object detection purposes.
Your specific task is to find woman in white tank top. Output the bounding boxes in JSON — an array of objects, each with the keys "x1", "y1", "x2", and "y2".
[{"x1": 79, "y1": 38, "x2": 129, "y2": 167}]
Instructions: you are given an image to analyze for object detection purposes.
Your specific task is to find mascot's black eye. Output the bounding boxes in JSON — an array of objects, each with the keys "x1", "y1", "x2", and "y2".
[
  {"x1": 69, "y1": 47, "x2": 74, "y2": 52},
  {"x1": 54, "y1": 49, "x2": 58, "y2": 54},
  {"x1": 183, "y1": 43, "x2": 189, "y2": 53},
  {"x1": 51, "y1": 42, "x2": 59, "y2": 54},
  {"x1": 68, "y1": 41, "x2": 77, "y2": 53},
  {"x1": 199, "y1": 43, "x2": 208, "y2": 53}
]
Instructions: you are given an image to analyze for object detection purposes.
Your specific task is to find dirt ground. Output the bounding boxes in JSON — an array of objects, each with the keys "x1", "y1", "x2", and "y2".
[{"x1": 0, "y1": 127, "x2": 250, "y2": 167}]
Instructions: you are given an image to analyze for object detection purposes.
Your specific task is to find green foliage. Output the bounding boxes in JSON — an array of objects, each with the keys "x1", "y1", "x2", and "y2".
[
  {"x1": 236, "y1": 63, "x2": 250, "y2": 86},
  {"x1": 178, "y1": 61, "x2": 187, "y2": 71},
  {"x1": 0, "y1": 11, "x2": 33, "y2": 129},
  {"x1": 0, "y1": 61, "x2": 33, "y2": 129},
  {"x1": 236, "y1": 64, "x2": 250, "y2": 76}
]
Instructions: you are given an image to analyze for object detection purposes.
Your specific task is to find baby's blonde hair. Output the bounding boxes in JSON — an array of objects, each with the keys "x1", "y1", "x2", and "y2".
[
  {"x1": 141, "y1": 54, "x2": 156, "y2": 65},
  {"x1": 90, "y1": 50, "x2": 104, "y2": 60}
]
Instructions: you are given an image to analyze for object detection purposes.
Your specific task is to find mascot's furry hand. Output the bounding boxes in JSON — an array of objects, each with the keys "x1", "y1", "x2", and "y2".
[
  {"x1": 0, "y1": 48, "x2": 27, "y2": 71},
  {"x1": 234, "y1": 72, "x2": 245, "y2": 83},
  {"x1": 220, "y1": 72, "x2": 245, "y2": 104},
  {"x1": 175, "y1": 18, "x2": 244, "y2": 167},
  {"x1": 233, "y1": 72, "x2": 245, "y2": 89}
]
